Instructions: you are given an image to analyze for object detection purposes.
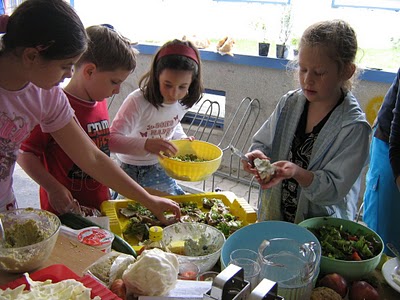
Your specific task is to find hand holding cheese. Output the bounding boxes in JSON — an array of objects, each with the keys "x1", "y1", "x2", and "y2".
[{"x1": 254, "y1": 158, "x2": 276, "y2": 183}]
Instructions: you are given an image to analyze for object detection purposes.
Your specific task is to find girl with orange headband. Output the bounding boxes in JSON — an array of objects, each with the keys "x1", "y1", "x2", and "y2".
[{"x1": 109, "y1": 39, "x2": 204, "y2": 195}]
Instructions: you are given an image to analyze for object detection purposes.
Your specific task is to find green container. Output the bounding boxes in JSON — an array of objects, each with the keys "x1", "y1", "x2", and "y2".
[{"x1": 298, "y1": 217, "x2": 383, "y2": 281}]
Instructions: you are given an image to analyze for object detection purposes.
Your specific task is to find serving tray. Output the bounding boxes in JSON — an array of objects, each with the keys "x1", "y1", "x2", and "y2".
[
  {"x1": 0, "y1": 264, "x2": 122, "y2": 300},
  {"x1": 101, "y1": 191, "x2": 257, "y2": 252}
]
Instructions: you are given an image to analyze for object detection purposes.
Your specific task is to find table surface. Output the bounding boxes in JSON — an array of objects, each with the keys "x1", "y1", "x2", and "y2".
[
  {"x1": 0, "y1": 227, "x2": 399, "y2": 299},
  {"x1": 0, "y1": 187, "x2": 167, "y2": 287},
  {"x1": 0, "y1": 234, "x2": 106, "y2": 286}
]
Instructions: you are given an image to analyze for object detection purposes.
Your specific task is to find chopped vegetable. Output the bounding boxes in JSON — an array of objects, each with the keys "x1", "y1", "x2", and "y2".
[
  {"x1": 308, "y1": 224, "x2": 382, "y2": 261},
  {"x1": 0, "y1": 273, "x2": 100, "y2": 299},
  {"x1": 121, "y1": 198, "x2": 243, "y2": 242},
  {"x1": 169, "y1": 154, "x2": 206, "y2": 162}
]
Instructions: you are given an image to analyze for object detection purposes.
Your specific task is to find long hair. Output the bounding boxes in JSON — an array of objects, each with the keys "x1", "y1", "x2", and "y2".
[{"x1": 139, "y1": 39, "x2": 204, "y2": 109}]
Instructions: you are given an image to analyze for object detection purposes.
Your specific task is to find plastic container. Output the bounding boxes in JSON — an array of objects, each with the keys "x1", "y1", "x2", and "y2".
[
  {"x1": 0, "y1": 264, "x2": 121, "y2": 299},
  {"x1": 100, "y1": 192, "x2": 257, "y2": 253},
  {"x1": 77, "y1": 227, "x2": 114, "y2": 253},
  {"x1": 158, "y1": 140, "x2": 223, "y2": 181},
  {"x1": 143, "y1": 226, "x2": 166, "y2": 251},
  {"x1": 197, "y1": 271, "x2": 219, "y2": 282},
  {"x1": 178, "y1": 261, "x2": 200, "y2": 280}
]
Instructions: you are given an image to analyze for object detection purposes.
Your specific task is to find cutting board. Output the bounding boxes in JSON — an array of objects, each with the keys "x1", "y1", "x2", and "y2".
[{"x1": 0, "y1": 234, "x2": 106, "y2": 286}]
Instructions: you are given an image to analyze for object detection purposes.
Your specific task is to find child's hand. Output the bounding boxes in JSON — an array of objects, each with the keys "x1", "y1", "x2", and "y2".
[
  {"x1": 258, "y1": 160, "x2": 296, "y2": 189},
  {"x1": 47, "y1": 185, "x2": 80, "y2": 214},
  {"x1": 147, "y1": 196, "x2": 181, "y2": 225},
  {"x1": 241, "y1": 150, "x2": 269, "y2": 174},
  {"x1": 145, "y1": 138, "x2": 178, "y2": 157}
]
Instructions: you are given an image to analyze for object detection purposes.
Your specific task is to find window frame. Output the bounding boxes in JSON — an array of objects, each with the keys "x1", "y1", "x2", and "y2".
[
  {"x1": 213, "y1": 0, "x2": 290, "y2": 4},
  {"x1": 331, "y1": 0, "x2": 400, "y2": 12}
]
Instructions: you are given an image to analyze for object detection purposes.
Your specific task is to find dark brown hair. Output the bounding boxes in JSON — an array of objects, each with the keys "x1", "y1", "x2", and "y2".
[
  {"x1": 139, "y1": 39, "x2": 204, "y2": 109},
  {"x1": 1, "y1": 0, "x2": 87, "y2": 59}
]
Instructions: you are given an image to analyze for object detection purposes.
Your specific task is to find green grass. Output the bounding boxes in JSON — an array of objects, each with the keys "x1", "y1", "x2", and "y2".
[{"x1": 356, "y1": 48, "x2": 400, "y2": 72}]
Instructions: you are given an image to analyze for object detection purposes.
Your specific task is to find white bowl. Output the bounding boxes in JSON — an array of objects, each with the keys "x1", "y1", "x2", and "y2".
[{"x1": 163, "y1": 222, "x2": 225, "y2": 273}]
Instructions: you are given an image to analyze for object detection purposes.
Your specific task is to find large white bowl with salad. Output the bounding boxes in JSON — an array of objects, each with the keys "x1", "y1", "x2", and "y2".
[
  {"x1": 162, "y1": 222, "x2": 225, "y2": 273},
  {"x1": 299, "y1": 217, "x2": 383, "y2": 281}
]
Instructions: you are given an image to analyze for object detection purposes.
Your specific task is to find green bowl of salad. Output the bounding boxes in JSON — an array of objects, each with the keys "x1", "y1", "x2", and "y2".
[{"x1": 298, "y1": 217, "x2": 383, "y2": 281}]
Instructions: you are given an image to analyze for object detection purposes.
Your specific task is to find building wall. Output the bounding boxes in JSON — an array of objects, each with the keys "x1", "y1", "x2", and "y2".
[{"x1": 108, "y1": 50, "x2": 392, "y2": 140}]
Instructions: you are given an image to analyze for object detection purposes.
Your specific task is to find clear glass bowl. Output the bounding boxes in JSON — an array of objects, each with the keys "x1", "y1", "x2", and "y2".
[{"x1": 0, "y1": 208, "x2": 60, "y2": 273}]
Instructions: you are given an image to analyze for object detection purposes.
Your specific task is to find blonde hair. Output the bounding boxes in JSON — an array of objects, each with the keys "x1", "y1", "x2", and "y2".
[{"x1": 294, "y1": 19, "x2": 359, "y2": 92}]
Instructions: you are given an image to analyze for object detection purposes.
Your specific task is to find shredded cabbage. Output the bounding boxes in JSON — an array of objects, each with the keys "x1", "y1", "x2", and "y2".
[{"x1": 0, "y1": 273, "x2": 101, "y2": 300}]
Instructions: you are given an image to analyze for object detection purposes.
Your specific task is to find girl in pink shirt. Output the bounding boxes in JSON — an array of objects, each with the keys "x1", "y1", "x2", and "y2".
[{"x1": 0, "y1": 0, "x2": 180, "y2": 223}]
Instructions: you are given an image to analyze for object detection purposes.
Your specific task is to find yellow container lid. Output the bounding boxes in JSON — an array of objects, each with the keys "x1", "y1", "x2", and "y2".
[{"x1": 149, "y1": 226, "x2": 163, "y2": 242}]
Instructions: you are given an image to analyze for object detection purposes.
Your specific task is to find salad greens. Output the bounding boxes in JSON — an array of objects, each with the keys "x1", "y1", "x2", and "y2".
[
  {"x1": 170, "y1": 154, "x2": 206, "y2": 162},
  {"x1": 308, "y1": 224, "x2": 382, "y2": 261},
  {"x1": 122, "y1": 198, "x2": 243, "y2": 241}
]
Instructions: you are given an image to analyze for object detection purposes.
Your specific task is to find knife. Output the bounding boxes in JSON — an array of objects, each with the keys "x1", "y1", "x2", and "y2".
[{"x1": 229, "y1": 145, "x2": 254, "y2": 167}]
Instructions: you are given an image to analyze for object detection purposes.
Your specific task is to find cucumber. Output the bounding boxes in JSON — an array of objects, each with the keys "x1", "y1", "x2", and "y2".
[{"x1": 59, "y1": 213, "x2": 137, "y2": 257}]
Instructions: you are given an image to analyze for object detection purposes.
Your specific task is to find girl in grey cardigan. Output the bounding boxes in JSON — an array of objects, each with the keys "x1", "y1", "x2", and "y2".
[{"x1": 244, "y1": 20, "x2": 371, "y2": 223}]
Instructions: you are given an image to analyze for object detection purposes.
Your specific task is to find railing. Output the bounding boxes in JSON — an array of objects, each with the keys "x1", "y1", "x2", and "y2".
[{"x1": 186, "y1": 96, "x2": 262, "y2": 204}]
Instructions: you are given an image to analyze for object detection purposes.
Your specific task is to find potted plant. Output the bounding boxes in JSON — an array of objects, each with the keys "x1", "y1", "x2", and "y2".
[
  {"x1": 255, "y1": 20, "x2": 270, "y2": 56},
  {"x1": 276, "y1": 5, "x2": 293, "y2": 59},
  {"x1": 291, "y1": 36, "x2": 299, "y2": 56}
]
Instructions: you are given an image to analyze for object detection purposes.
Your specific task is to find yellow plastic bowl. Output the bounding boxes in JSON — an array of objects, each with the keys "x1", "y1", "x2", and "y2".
[{"x1": 158, "y1": 140, "x2": 222, "y2": 182}]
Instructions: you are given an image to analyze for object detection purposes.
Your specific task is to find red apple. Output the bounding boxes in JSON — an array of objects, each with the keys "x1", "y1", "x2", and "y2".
[
  {"x1": 318, "y1": 273, "x2": 348, "y2": 298},
  {"x1": 348, "y1": 281, "x2": 379, "y2": 300}
]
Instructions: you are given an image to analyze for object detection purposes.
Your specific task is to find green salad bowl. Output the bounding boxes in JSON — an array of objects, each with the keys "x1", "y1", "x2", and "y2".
[{"x1": 298, "y1": 217, "x2": 383, "y2": 281}]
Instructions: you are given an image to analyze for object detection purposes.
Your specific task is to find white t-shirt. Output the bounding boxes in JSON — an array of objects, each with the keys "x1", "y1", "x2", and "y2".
[
  {"x1": 110, "y1": 89, "x2": 188, "y2": 166},
  {"x1": 0, "y1": 83, "x2": 73, "y2": 211}
]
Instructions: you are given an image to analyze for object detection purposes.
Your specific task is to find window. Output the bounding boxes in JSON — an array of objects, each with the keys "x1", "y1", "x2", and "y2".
[
  {"x1": 70, "y1": 0, "x2": 399, "y2": 71},
  {"x1": 5, "y1": 0, "x2": 399, "y2": 72},
  {"x1": 332, "y1": 0, "x2": 400, "y2": 11},
  {"x1": 2, "y1": 0, "x2": 73, "y2": 14},
  {"x1": 2, "y1": 0, "x2": 24, "y2": 14},
  {"x1": 214, "y1": 0, "x2": 290, "y2": 3}
]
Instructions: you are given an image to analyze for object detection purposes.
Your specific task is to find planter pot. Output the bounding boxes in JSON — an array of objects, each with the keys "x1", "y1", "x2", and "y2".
[
  {"x1": 276, "y1": 44, "x2": 289, "y2": 59},
  {"x1": 258, "y1": 42, "x2": 270, "y2": 56}
]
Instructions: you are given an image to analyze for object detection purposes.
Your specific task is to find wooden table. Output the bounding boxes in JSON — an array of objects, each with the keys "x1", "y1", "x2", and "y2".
[{"x1": 0, "y1": 234, "x2": 106, "y2": 286}]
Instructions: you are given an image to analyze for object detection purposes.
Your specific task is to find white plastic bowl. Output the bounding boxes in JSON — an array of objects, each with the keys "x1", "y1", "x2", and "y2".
[{"x1": 163, "y1": 222, "x2": 225, "y2": 273}]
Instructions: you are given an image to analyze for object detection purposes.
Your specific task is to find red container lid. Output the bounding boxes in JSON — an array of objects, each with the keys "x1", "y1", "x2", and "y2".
[{"x1": 77, "y1": 228, "x2": 114, "y2": 248}]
